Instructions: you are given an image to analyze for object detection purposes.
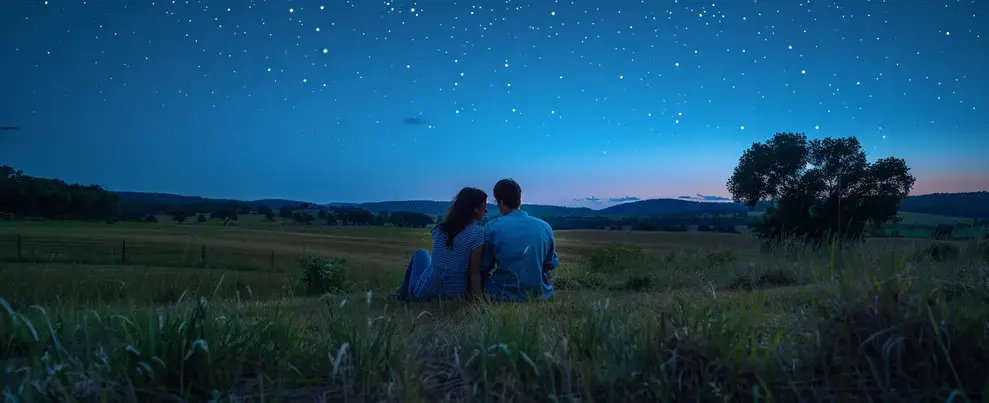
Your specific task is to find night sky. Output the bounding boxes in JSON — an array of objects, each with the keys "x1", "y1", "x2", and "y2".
[{"x1": 1, "y1": 0, "x2": 986, "y2": 207}]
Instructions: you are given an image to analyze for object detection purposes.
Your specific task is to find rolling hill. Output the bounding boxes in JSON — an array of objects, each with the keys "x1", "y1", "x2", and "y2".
[
  {"x1": 596, "y1": 198, "x2": 747, "y2": 216},
  {"x1": 115, "y1": 191, "x2": 989, "y2": 219},
  {"x1": 897, "y1": 192, "x2": 988, "y2": 219}
]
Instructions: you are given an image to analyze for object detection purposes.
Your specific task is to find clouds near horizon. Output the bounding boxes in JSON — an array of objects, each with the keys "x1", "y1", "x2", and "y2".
[
  {"x1": 678, "y1": 194, "x2": 732, "y2": 202},
  {"x1": 608, "y1": 196, "x2": 640, "y2": 202}
]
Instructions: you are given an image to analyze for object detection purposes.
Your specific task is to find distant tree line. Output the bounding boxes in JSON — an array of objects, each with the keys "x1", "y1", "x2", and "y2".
[
  {"x1": 539, "y1": 213, "x2": 748, "y2": 233},
  {"x1": 273, "y1": 205, "x2": 435, "y2": 228},
  {"x1": 0, "y1": 166, "x2": 119, "y2": 221},
  {"x1": 898, "y1": 192, "x2": 989, "y2": 220}
]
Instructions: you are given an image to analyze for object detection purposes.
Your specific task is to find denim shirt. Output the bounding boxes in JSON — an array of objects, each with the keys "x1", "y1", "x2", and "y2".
[{"x1": 480, "y1": 210, "x2": 559, "y2": 301}]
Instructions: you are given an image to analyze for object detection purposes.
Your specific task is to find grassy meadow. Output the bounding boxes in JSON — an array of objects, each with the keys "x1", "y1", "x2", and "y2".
[{"x1": 1, "y1": 219, "x2": 988, "y2": 401}]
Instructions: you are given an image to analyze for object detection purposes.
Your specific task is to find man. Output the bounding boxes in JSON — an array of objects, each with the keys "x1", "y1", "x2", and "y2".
[{"x1": 480, "y1": 178, "x2": 559, "y2": 301}]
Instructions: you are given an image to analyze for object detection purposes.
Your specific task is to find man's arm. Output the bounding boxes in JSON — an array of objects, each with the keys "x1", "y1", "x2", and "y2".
[{"x1": 543, "y1": 231, "x2": 559, "y2": 272}]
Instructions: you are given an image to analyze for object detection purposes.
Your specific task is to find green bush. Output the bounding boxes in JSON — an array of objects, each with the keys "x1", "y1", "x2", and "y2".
[{"x1": 299, "y1": 255, "x2": 349, "y2": 295}]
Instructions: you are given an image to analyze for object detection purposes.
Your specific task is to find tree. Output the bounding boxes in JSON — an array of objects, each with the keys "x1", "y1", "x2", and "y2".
[
  {"x1": 727, "y1": 133, "x2": 915, "y2": 243},
  {"x1": 171, "y1": 211, "x2": 188, "y2": 223},
  {"x1": 0, "y1": 165, "x2": 120, "y2": 221},
  {"x1": 264, "y1": 210, "x2": 275, "y2": 221},
  {"x1": 279, "y1": 205, "x2": 294, "y2": 218},
  {"x1": 387, "y1": 211, "x2": 435, "y2": 228},
  {"x1": 932, "y1": 224, "x2": 954, "y2": 240},
  {"x1": 197, "y1": 214, "x2": 207, "y2": 223},
  {"x1": 210, "y1": 209, "x2": 238, "y2": 226},
  {"x1": 293, "y1": 211, "x2": 315, "y2": 225},
  {"x1": 257, "y1": 205, "x2": 273, "y2": 217},
  {"x1": 332, "y1": 207, "x2": 375, "y2": 226}
]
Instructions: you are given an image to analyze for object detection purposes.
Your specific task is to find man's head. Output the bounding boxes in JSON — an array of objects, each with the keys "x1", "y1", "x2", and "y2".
[{"x1": 493, "y1": 178, "x2": 522, "y2": 216}]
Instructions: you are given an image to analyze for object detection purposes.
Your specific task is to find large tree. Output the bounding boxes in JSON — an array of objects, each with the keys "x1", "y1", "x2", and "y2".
[{"x1": 727, "y1": 132, "x2": 915, "y2": 243}]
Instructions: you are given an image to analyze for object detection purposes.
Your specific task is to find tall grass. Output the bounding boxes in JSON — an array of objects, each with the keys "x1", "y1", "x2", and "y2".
[{"x1": 1, "y1": 237, "x2": 987, "y2": 401}]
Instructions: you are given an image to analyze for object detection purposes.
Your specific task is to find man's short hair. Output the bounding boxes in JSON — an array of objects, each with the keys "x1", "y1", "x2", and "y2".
[{"x1": 493, "y1": 178, "x2": 522, "y2": 209}]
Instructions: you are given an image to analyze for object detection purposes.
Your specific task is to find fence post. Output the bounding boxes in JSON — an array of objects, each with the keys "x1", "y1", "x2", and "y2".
[
  {"x1": 16, "y1": 234, "x2": 22, "y2": 261},
  {"x1": 201, "y1": 245, "x2": 207, "y2": 268},
  {"x1": 270, "y1": 250, "x2": 275, "y2": 271},
  {"x1": 121, "y1": 240, "x2": 127, "y2": 264}
]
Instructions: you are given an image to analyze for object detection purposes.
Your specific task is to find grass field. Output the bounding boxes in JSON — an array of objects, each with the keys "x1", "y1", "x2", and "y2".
[{"x1": 1, "y1": 221, "x2": 988, "y2": 401}]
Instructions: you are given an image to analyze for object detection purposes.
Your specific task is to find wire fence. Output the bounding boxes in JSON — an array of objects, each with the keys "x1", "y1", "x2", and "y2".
[{"x1": 0, "y1": 234, "x2": 296, "y2": 271}]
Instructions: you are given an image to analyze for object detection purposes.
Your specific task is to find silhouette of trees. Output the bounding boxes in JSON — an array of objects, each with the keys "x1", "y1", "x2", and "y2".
[
  {"x1": 387, "y1": 211, "x2": 434, "y2": 228},
  {"x1": 0, "y1": 165, "x2": 120, "y2": 220},
  {"x1": 898, "y1": 192, "x2": 989, "y2": 219},
  {"x1": 727, "y1": 133, "x2": 915, "y2": 243},
  {"x1": 210, "y1": 209, "x2": 238, "y2": 226},
  {"x1": 293, "y1": 211, "x2": 316, "y2": 225},
  {"x1": 171, "y1": 211, "x2": 189, "y2": 223},
  {"x1": 257, "y1": 204, "x2": 273, "y2": 217},
  {"x1": 332, "y1": 207, "x2": 377, "y2": 226}
]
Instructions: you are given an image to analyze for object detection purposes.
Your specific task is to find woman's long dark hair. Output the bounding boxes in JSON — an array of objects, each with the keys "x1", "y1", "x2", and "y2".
[{"x1": 437, "y1": 187, "x2": 487, "y2": 248}]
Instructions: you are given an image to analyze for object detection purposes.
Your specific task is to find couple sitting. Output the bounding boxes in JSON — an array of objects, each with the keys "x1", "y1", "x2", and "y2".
[{"x1": 395, "y1": 179, "x2": 559, "y2": 302}]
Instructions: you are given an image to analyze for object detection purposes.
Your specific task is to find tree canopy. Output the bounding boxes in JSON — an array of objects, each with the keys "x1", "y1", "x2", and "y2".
[
  {"x1": 0, "y1": 166, "x2": 119, "y2": 220},
  {"x1": 727, "y1": 132, "x2": 915, "y2": 242}
]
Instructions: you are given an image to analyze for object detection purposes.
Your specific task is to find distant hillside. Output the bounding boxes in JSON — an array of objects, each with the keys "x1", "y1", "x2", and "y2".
[
  {"x1": 340, "y1": 200, "x2": 592, "y2": 217},
  {"x1": 350, "y1": 200, "x2": 451, "y2": 215},
  {"x1": 115, "y1": 191, "x2": 989, "y2": 220},
  {"x1": 598, "y1": 198, "x2": 748, "y2": 216},
  {"x1": 117, "y1": 192, "x2": 308, "y2": 212},
  {"x1": 898, "y1": 191, "x2": 989, "y2": 219},
  {"x1": 339, "y1": 199, "x2": 739, "y2": 217},
  {"x1": 521, "y1": 204, "x2": 594, "y2": 217},
  {"x1": 737, "y1": 192, "x2": 989, "y2": 219}
]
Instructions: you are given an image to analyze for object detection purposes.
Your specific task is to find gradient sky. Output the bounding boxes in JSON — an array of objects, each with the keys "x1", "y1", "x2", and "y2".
[{"x1": 1, "y1": 0, "x2": 986, "y2": 208}]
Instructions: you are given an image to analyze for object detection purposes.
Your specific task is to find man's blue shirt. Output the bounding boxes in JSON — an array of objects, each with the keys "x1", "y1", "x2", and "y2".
[{"x1": 481, "y1": 210, "x2": 559, "y2": 301}]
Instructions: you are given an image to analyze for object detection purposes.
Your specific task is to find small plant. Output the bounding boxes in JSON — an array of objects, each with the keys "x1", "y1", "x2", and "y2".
[
  {"x1": 726, "y1": 267, "x2": 801, "y2": 291},
  {"x1": 916, "y1": 243, "x2": 960, "y2": 262},
  {"x1": 299, "y1": 255, "x2": 349, "y2": 295}
]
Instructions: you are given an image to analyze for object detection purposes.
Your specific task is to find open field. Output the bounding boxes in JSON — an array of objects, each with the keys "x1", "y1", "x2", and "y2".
[{"x1": 1, "y1": 221, "x2": 988, "y2": 401}]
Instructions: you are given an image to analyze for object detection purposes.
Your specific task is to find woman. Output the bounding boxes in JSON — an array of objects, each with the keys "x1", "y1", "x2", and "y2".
[{"x1": 395, "y1": 187, "x2": 488, "y2": 301}]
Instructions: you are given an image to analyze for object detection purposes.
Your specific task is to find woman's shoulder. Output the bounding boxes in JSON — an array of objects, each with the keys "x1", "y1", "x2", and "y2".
[
  {"x1": 465, "y1": 222, "x2": 484, "y2": 233},
  {"x1": 464, "y1": 223, "x2": 485, "y2": 241}
]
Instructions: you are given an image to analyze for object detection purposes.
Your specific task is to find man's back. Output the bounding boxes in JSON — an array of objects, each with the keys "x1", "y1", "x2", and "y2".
[{"x1": 481, "y1": 210, "x2": 559, "y2": 301}]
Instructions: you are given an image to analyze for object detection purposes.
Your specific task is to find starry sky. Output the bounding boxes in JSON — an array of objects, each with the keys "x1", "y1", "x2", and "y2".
[{"x1": 1, "y1": 0, "x2": 986, "y2": 207}]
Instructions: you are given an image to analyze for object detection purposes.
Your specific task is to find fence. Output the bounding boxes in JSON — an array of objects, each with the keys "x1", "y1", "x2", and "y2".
[{"x1": 0, "y1": 234, "x2": 297, "y2": 271}]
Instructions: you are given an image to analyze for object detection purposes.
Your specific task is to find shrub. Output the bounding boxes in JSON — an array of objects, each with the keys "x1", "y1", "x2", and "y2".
[
  {"x1": 915, "y1": 243, "x2": 960, "y2": 262},
  {"x1": 726, "y1": 268, "x2": 800, "y2": 291},
  {"x1": 554, "y1": 271, "x2": 607, "y2": 290},
  {"x1": 618, "y1": 274, "x2": 654, "y2": 291},
  {"x1": 299, "y1": 255, "x2": 349, "y2": 295}
]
